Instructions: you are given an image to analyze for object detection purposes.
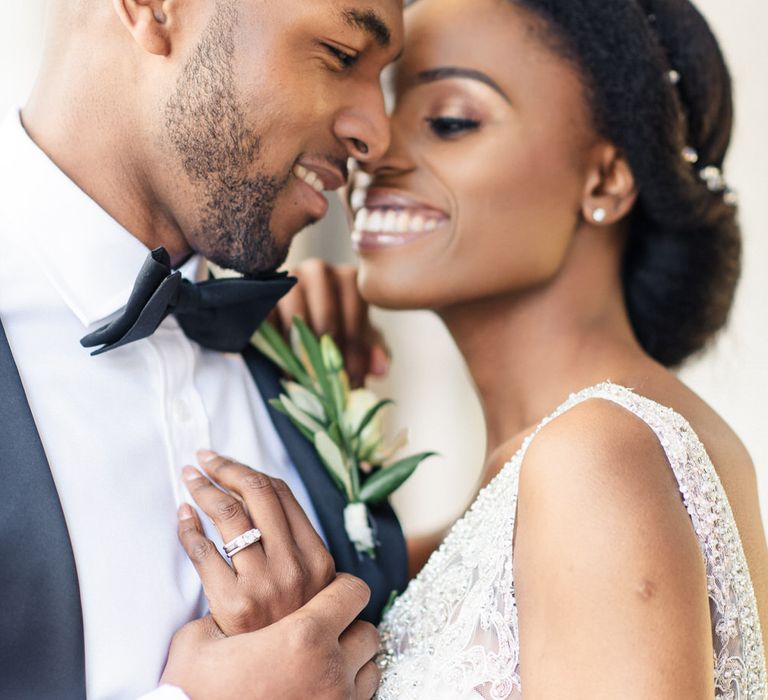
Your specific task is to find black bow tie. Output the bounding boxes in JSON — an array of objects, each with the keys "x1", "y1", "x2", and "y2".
[{"x1": 80, "y1": 247, "x2": 296, "y2": 356}]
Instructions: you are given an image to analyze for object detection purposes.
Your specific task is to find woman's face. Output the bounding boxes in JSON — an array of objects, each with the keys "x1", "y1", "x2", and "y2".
[{"x1": 353, "y1": 0, "x2": 602, "y2": 310}]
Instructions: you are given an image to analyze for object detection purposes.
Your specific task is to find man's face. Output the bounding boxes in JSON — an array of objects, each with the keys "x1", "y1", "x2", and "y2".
[{"x1": 160, "y1": 0, "x2": 403, "y2": 276}]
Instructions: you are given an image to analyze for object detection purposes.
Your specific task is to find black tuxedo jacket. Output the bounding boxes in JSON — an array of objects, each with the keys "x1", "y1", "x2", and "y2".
[{"x1": 0, "y1": 317, "x2": 407, "y2": 700}]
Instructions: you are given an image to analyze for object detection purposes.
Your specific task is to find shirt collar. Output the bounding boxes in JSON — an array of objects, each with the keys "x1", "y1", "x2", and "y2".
[{"x1": 0, "y1": 109, "x2": 204, "y2": 328}]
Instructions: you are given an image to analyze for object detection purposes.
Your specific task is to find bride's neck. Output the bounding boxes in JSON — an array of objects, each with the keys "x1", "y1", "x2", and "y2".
[{"x1": 440, "y1": 271, "x2": 646, "y2": 458}]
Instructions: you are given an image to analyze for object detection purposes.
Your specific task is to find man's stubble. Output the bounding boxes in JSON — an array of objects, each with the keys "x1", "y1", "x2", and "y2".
[{"x1": 164, "y1": 1, "x2": 291, "y2": 276}]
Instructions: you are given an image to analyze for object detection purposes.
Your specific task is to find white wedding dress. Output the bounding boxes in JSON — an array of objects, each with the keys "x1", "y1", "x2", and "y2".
[{"x1": 376, "y1": 383, "x2": 767, "y2": 699}]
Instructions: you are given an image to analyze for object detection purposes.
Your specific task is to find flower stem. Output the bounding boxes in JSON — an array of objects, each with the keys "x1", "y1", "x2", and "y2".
[{"x1": 349, "y1": 453, "x2": 362, "y2": 502}]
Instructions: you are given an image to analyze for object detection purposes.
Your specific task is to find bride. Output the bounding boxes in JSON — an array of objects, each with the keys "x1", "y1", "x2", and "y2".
[{"x1": 178, "y1": 0, "x2": 768, "y2": 697}]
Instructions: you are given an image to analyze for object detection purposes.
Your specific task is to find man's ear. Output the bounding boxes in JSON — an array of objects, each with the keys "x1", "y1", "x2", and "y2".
[
  {"x1": 580, "y1": 143, "x2": 638, "y2": 226},
  {"x1": 113, "y1": 0, "x2": 172, "y2": 57}
]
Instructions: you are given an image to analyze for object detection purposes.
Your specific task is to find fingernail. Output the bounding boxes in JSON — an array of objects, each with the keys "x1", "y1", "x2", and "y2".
[
  {"x1": 182, "y1": 466, "x2": 204, "y2": 481},
  {"x1": 370, "y1": 345, "x2": 391, "y2": 376},
  {"x1": 178, "y1": 504, "x2": 195, "y2": 520},
  {"x1": 197, "y1": 449, "x2": 217, "y2": 463}
]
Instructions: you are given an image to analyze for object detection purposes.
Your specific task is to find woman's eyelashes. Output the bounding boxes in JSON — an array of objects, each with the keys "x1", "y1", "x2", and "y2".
[
  {"x1": 425, "y1": 116, "x2": 481, "y2": 139},
  {"x1": 322, "y1": 42, "x2": 360, "y2": 70}
]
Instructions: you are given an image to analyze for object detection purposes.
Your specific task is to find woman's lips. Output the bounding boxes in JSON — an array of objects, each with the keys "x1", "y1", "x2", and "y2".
[{"x1": 351, "y1": 190, "x2": 449, "y2": 251}]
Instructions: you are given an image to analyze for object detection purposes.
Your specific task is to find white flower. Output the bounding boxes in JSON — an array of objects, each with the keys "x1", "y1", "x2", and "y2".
[
  {"x1": 344, "y1": 502, "x2": 375, "y2": 554},
  {"x1": 344, "y1": 389, "x2": 383, "y2": 452},
  {"x1": 343, "y1": 389, "x2": 408, "y2": 466}
]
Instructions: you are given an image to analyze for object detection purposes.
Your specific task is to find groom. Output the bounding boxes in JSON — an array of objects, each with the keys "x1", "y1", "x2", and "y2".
[{"x1": 0, "y1": 0, "x2": 404, "y2": 698}]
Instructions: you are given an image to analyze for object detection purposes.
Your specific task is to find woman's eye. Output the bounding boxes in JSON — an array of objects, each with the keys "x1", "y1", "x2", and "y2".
[
  {"x1": 323, "y1": 43, "x2": 359, "y2": 70},
  {"x1": 425, "y1": 116, "x2": 481, "y2": 138}
]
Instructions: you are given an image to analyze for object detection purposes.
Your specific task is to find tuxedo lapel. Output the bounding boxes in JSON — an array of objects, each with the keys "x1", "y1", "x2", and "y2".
[
  {"x1": 243, "y1": 346, "x2": 408, "y2": 623},
  {"x1": 0, "y1": 318, "x2": 85, "y2": 699}
]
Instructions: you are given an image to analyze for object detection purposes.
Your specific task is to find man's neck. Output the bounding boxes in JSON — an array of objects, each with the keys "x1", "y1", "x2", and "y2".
[{"x1": 22, "y1": 64, "x2": 192, "y2": 265}]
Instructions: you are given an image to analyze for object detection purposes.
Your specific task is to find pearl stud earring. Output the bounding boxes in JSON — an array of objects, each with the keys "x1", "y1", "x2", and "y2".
[{"x1": 592, "y1": 208, "x2": 607, "y2": 223}]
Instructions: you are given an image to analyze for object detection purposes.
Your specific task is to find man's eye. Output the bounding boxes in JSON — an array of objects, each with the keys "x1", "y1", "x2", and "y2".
[
  {"x1": 322, "y1": 43, "x2": 359, "y2": 69},
  {"x1": 425, "y1": 117, "x2": 481, "y2": 138}
]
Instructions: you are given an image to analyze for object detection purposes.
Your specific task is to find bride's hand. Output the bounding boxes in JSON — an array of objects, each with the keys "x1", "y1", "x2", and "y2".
[
  {"x1": 270, "y1": 259, "x2": 390, "y2": 388},
  {"x1": 178, "y1": 449, "x2": 337, "y2": 637}
]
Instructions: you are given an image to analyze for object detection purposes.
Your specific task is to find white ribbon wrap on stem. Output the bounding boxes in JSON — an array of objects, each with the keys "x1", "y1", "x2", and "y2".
[{"x1": 344, "y1": 502, "x2": 375, "y2": 555}]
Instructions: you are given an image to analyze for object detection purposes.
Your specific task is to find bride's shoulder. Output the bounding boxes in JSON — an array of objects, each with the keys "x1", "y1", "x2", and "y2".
[
  {"x1": 514, "y1": 394, "x2": 702, "y2": 577},
  {"x1": 511, "y1": 396, "x2": 713, "y2": 689},
  {"x1": 521, "y1": 394, "x2": 672, "y2": 498}
]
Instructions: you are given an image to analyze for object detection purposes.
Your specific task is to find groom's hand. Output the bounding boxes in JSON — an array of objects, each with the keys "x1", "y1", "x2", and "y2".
[
  {"x1": 272, "y1": 259, "x2": 390, "y2": 387},
  {"x1": 161, "y1": 574, "x2": 381, "y2": 700}
]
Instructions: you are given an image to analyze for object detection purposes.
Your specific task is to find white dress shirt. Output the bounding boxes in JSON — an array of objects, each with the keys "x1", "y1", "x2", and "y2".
[{"x1": 0, "y1": 110, "x2": 325, "y2": 699}]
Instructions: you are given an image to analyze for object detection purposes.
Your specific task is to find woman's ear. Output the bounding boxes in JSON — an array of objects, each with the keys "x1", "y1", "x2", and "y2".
[
  {"x1": 112, "y1": 0, "x2": 172, "y2": 57},
  {"x1": 581, "y1": 143, "x2": 638, "y2": 226}
]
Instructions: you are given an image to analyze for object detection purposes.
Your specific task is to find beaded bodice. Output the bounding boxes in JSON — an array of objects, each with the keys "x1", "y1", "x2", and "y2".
[{"x1": 377, "y1": 383, "x2": 766, "y2": 699}]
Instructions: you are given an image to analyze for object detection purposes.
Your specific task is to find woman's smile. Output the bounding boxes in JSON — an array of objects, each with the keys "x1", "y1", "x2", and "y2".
[{"x1": 352, "y1": 188, "x2": 450, "y2": 251}]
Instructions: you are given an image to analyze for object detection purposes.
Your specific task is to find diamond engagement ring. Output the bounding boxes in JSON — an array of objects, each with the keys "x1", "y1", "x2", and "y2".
[{"x1": 223, "y1": 528, "x2": 262, "y2": 558}]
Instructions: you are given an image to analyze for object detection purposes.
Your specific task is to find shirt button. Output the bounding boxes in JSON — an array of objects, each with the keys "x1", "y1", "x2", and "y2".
[{"x1": 173, "y1": 398, "x2": 192, "y2": 423}]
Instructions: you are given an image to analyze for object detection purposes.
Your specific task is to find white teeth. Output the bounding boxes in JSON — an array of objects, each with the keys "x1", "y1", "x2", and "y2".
[
  {"x1": 293, "y1": 165, "x2": 325, "y2": 193},
  {"x1": 382, "y1": 210, "x2": 398, "y2": 233},
  {"x1": 409, "y1": 215, "x2": 425, "y2": 233},
  {"x1": 350, "y1": 188, "x2": 367, "y2": 211},
  {"x1": 354, "y1": 208, "x2": 368, "y2": 231},
  {"x1": 352, "y1": 207, "x2": 444, "y2": 235},
  {"x1": 367, "y1": 210, "x2": 384, "y2": 232}
]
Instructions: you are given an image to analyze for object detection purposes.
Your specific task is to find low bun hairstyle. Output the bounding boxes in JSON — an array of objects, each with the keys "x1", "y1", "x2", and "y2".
[{"x1": 513, "y1": 0, "x2": 741, "y2": 367}]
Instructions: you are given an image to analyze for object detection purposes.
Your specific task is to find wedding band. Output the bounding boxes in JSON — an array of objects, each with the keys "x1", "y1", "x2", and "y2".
[{"x1": 223, "y1": 528, "x2": 262, "y2": 558}]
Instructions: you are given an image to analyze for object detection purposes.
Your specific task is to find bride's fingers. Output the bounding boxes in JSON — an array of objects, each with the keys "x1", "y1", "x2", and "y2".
[
  {"x1": 197, "y1": 451, "x2": 296, "y2": 556},
  {"x1": 354, "y1": 661, "x2": 382, "y2": 700},
  {"x1": 182, "y1": 467, "x2": 266, "y2": 568},
  {"x1": 339, "y1": 621, "x2": 380, "y2": 680},
  {"x1": 270, "y1": 477, "x2": 333, "y2": 571},
  {"x1": 177, "y1": 504, "x2": 237, "y2": 593}
]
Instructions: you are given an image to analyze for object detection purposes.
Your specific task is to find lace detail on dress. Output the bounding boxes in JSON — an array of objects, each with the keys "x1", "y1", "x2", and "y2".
[{"x1": 377, "y1": 382, "x2": 767, "y2": 699}]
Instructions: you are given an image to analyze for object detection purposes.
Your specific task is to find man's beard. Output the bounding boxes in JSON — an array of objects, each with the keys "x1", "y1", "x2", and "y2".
[{"x1": 164, "y1": 1, "x2": 290, "y2": 276}]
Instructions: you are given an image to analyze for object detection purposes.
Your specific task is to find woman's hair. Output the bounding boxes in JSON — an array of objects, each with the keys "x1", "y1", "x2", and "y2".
[{"x1": 513, "y1": 0, "x2": 741, "y2": 367}]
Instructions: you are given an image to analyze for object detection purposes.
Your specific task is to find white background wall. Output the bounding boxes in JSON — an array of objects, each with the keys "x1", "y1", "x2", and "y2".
[{"x1": 3, "y1": 1, "x2": 766, "y2": 535}]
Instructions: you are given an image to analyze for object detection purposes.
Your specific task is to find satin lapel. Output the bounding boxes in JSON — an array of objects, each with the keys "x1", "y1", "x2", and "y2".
[
  {"x1": 242, "y1": 346, "x2": 408, "y2": 623},
  {"x1": 0, "y1": 318, "x2": 85, "y2": 699}
]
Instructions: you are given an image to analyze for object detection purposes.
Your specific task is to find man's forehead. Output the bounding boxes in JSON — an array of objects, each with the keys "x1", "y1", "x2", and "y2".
[
  {"x1": 340, "y1": 7, "x2": 392, "y2": 46},
  {"x1": 330, "y1": 0, "x2": 404, "y2": 43}
]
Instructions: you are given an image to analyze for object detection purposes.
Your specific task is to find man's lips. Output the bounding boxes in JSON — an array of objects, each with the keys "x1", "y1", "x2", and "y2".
[
  {"x1": 293, "y1": 160, "x2": 347, "y2": 192},
  {"x1": 287, "y1": 161, "x2": 344, "y2": 222}
]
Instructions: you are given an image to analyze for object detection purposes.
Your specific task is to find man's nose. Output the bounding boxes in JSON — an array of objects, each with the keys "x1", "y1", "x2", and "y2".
[{"x1": 334, "y1": 85, "x2": 391, "y2": 163}]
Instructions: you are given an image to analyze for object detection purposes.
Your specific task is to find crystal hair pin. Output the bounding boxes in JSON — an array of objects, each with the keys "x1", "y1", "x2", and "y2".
[{"x1": 642, "y1": 8, "x2": 739, "y2": 207}]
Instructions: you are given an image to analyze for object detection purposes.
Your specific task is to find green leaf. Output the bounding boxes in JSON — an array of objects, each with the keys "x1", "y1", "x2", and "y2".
[
  {"x1": 269, "y1": 398, "x2": 315, "y2": 443},
  {"x1": 382, "y1": 589, "x2": 399, "y2": 617},
  {"x1": 359, "y1": 452, "x2": 437, "y2": 504},
  {"x1": 321, "y1": 335, "x2": 344, "y2": 373},
  {"x1": 328, "y1": 421, "x2": 344, "y2": 446},
  {"x1": 283, "y1": 381, "x2": 327, "y2": 422},
  {"x1": 269, "y1": 398, "x2": 288, "y2": 415},
  {"x1": 293, "y1": 317, "x2": 335, "y2": 413},
  {"x1": 252, "y1": 322, "x2": 311, "y2": 386},
  {"x1": 353, "y1": 399, "x2": 394, "y2": 439},
  {"x1": 314, "y1": 431, "x2": 352, "y2": 499},
  {"x1": 280, "y1": 394, "x2": 325, "y2": 434}
]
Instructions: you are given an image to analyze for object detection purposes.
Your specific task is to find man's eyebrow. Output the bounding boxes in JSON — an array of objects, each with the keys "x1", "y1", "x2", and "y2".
[
  {"x1": 415, "y1": 67, "x2": 512, "y2": 104},
  {"x1": 341, "y1": 8, "x2": 391, "y2": 47}
]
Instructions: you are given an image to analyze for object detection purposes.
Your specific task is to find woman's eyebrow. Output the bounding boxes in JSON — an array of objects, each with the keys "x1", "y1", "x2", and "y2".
[{"x1": 415, "y1": 66, "x2": 512, "y2": 104}]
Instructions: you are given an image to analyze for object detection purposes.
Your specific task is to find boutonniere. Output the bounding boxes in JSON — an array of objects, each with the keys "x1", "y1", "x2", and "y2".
[{"x1": 252, "y1": 318, "x2": 435, "y2": 558}]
